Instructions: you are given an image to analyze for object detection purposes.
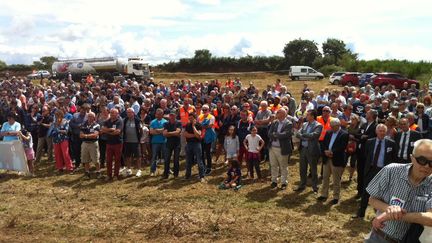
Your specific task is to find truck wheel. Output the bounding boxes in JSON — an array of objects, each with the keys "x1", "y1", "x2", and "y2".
[
  {"x1": 333, "y1": 80, "x2": 339, "y2": 85},
  {"x1": 103, "y1": 72, "x2": 113, "y2": 82}
]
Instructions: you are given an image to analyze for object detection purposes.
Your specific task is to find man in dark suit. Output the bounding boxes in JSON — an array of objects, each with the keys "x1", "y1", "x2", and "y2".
[
  {"x1": 295, "y1": 109, "x2": 323, "y2": 193},
  {"x1": 355, "y1": 109, "x2": 378, "y2": 198},
  {"x1": 317, "y1": 118, "x2": 349, "y2": 205},
  {"x1": 395, "y1": 118, "x2": 422, "y2": 164},
  {"x1": 353, "y1": 124, "x2": 397, "y2": 218}
]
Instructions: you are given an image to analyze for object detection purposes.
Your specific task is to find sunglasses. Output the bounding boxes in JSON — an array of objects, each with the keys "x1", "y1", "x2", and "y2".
[{"x1": 415, "y1": 156, "x2": 432, "y2": 167}]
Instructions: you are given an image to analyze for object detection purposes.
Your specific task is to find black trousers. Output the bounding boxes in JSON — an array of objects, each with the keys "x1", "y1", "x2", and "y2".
[
  {"x1": 356, "y1": 152, "x2": 366, "y2": 196},
  {"x1": 70, "y1": 134, "x2": 82, "y2": 168},
  {"x1": 258, "y1": 127, "x2": 269, "y2": 160},
  {"x1": 202, "y1": 142, "x2": 212, "y2": 172},
  {"x1": 358, "y1": 166, "x2": 382, "y2": 216},
  {"x1": 99, "y1": 139, "x2": 107, "y2": 167},
  {"x1": 164, "y1": 143, "x2": 180, "y2": 177}
]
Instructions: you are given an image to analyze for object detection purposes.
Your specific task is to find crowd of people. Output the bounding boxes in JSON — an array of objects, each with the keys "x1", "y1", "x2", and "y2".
[{"x1": 0, "y1": 73, "x2": 431, "y2": 242}]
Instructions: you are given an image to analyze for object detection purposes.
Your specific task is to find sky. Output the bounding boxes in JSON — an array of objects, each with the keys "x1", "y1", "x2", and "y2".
[{"x1": 0, "y1": 0, "x2": 431, "y2": 65}]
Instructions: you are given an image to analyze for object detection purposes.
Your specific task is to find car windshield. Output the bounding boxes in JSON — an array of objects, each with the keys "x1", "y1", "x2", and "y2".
[{"x1": 132, "y1": 64, "x2": 146, "y2": 70}]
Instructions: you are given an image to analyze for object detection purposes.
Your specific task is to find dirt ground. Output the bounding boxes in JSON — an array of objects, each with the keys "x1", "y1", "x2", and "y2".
[{"x1": 0, "y1": 73, "x2": 372, "y2": 242}]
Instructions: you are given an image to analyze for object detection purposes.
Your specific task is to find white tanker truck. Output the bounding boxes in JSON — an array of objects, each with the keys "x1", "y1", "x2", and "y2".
[{"x1": 52, "y1": 57, "x2": 151, "y2": 81}]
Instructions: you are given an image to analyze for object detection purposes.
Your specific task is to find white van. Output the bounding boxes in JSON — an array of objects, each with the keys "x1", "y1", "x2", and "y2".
[{"x1": 289, "y1": 66, "x2": 324, "y2": 80}]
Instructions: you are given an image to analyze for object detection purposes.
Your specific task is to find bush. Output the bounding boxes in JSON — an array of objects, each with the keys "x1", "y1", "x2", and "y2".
[{"x1": 319, "y1": 65, "x2": 344, "y2": 77}]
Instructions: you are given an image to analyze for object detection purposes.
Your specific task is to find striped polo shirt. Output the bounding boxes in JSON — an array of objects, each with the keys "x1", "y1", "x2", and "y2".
[{"x1": 366, "y1": 163, "x2": 432, "y2": 240}]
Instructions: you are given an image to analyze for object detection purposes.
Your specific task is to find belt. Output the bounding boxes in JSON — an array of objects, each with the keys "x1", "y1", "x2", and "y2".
[
  {"x1": 83, "y1": 140, "x2": 97, "y2": 143},
  {"x1": 373, "y1": 228, "x2": 399, "y2": 243}
]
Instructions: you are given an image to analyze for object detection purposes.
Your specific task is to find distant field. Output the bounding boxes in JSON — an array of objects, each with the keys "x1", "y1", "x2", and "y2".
[{"x1": 0, "y1": 72, "x2": 371, "y2": 242}]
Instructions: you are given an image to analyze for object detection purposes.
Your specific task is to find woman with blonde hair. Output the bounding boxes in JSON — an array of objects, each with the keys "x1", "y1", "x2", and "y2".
[
  {"x1": 385, "y1": 116, "x2": 398, "y2": 139},
  {"x1": 50, "y1": 109, "x2": 73, "y2": 172}
]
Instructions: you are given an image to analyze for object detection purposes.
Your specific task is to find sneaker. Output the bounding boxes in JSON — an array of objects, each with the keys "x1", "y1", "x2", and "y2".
[
  {"x1": 84, "y1": 171, "x2": 91, "y2": 179},
  {"x1": 126, "y1": 169, "x2": 132, "y2": 177},
  {"x1": 200, "y1": 177, "x2": 207, "y2": 183},
  {"x1": 169, "y1": 169, "x2": 174, "y2": 175},
  {"x1": 270, "y1": 182, "x2": 277, "y2": 188},
  {"x1": 96, "y1": 172, "x2": 103, "y2": 179},
  {"x1": 317, "y1": 196, "x2": 327, "y2": 202},
  {"x1": 150, "y1": 172, "x2": 155, "y2": 177},
  {"x1": 280, "y1": 184, "x2": 287, "y2": 190},
  {"x1": 136, "y1": 170, "x2": 142, "y2": 177}
]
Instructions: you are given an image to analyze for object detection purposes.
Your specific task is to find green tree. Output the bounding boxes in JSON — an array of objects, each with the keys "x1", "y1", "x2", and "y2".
[
  {"x1": 322, "y1": 38, "x2": 348, "y2": 65},
  {"x1": 193, "y1": 49, "x2": 212, "y2": 60},
  {"x1": 0, "y1": 60, "x2": 7, "y2": 71},
  {"x1": 32, "y1": 56, "x2": 58, "y2": 70},
  {"x1": 283, "y1": 39, "x2": 321, "y2": 67}
]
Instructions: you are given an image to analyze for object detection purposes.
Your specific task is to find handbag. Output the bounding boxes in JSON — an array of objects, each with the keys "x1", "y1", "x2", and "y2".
[{"x1": 346, "y1": 140, "x2": 357, "y2": 154}]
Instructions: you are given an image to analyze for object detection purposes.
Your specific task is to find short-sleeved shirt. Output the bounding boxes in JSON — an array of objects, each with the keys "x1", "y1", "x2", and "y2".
[
  {"x1": 164, "y1": 121, "x2": 182, "y2": 147},
  {"x1": 80, "y1": 121, "x2": 100, "y2": 142},
  {"x1": 185, "y1": 123, "x2": 202, "y2": 143},
  {"x1": 226, "y1": 167, "x2": 241, "y2": 184},
  {"x1": 255, "y1": 109, "x2": 272, "y2": 128},
  {"x1": 125, "y1": 120, "x2": 139, "y2": 143},
  {"x1": 103, "y1": 118, "x2": 123, "y2": 145},
  {"x1": 150, "y1": 118, "x2": 167, "y2": 144},
  {"x1": 245, "y1": 134, "x2": 262, "y2": 153},
  {"x1": 1, "y1": 121, "x2": 21, "y2": 141},
  {"x1": 37, "y1": 115, "x2": 53, "y2": 137},
  {"x1": 366, "y1": 163, "x2": 432, "y2": 240}
]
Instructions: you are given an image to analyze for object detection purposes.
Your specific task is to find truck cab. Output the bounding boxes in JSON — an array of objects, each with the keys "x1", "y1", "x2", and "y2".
[{"x1": 127, "y1": 58, "x2": 150, "y2": 78}]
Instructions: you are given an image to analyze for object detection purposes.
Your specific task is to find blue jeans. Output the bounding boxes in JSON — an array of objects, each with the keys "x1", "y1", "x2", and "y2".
[
  {"x1": 185, "y1": 142, "x2": 205, "y2": 179},
  {"x1": 164, "y1": 143, "x2": 180, "y2": 177},
  {"x1": 151, "y1": 143, "x2": 166, "y2": 173}
]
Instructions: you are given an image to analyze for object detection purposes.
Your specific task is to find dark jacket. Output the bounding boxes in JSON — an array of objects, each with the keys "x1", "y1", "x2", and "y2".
[
  {"x1": 364, "y1": 137, "x2": 397, "y2": 176},
  {"x1": 268, "y1": 118, "x2": 293, "y2": 155},
  {"x1": 323, "y1": 129, "x2": 349, "y2": 167},
  {"x1": 356, "y1": 121, "x2": 377, "y2": 155},
  {"x1": 394, "y1": 130, "x2": 422, "y2": 161},
  {"x1": 122, "y1": 116, "x2": 142, "y2": 142}
]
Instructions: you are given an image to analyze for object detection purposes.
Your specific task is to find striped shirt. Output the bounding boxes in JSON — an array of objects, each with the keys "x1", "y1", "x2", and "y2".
[{"x1": 366, "y1": 163, "x2": 432, "y2": 240}]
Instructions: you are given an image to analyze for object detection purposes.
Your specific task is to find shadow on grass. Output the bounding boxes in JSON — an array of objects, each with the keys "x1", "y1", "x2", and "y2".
[
  {"x1": 245, "y1": 185, "x2": 279, "y2": 203},
  {"x1": 275, "y1": 191, "x2": 312, "y2": 209},
  {"x1": 334, "y1": 194, "x2": 359, "y2": 215},
  {"x1": 342, "y1": 217, "x2": 371, "y2": 238},
  {"x1": 302, "y1": 200, "x2": 332, "y2": 216},
  {"x1": 0, "y1": 172, "x2": 20, "y2": 183}
]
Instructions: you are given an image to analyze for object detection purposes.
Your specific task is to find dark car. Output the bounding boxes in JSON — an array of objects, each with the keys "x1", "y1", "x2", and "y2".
[
  {"x1": 359, "y1": 73, "x2": 375, "y2": 86},
  {"x1": 371, "y1": 72, "x2": 419, "y2": 89},
  {"x1": 340, "y1": 72, "x2": 361, "y2": 86}
]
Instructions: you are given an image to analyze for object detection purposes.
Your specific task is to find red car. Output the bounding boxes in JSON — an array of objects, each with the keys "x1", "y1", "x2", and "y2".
[
  {"x1": 371, "y1": 72, "x2": 419, "y2": 89},
  {"x1": 340, "y1": 72, "x2": 361, "y2": 86}
]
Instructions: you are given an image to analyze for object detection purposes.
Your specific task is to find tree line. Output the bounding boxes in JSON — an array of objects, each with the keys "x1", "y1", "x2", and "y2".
[
  {"x1": 1, "y1": 38, "x2": 431, "y2": 82},
  {"x1": 156, "y1": 38, "x2": 432, "y2": 82}
]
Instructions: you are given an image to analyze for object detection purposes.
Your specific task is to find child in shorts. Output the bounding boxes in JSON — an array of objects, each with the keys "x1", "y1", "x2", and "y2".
[{"x1": 18, "y1": 129, "x2": 35, "y2": 176}]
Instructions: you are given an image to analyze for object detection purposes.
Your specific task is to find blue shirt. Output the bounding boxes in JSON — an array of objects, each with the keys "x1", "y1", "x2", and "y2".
[
  {"x1": 329, "y1": 129, "x2": 340, "y2": 150},
  {"x1": 150, "y1": 118, "x2": 167, "y2": 144},
  {"x1": 1, "y1": 121, "x2": 21, "y2": 141},
  {"x1": 374, "y1": 138, "x2": 386, "y2": 167}
]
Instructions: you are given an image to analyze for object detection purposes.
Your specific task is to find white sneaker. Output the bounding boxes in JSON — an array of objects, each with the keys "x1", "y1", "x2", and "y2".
[
  {"x1": 200, "y1": 178, "x2": 207, "y2": 183},
  {"x1": 150, "y1": 172, "x2": 155, "y2": 177},
  {"x1": 126, "y1": 169, "x2": 132, "y2": 177},
  {"x1": 136, "y1": 170, "x2": 142, "y2": 177}
]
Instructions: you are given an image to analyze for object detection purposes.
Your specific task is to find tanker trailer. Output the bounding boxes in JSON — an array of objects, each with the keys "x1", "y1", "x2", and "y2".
[{"x1": 52, "y1": 57, "x2": 151, "y2": 81}]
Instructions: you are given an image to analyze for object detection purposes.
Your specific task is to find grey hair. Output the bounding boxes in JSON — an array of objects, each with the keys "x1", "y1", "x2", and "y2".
[
  {"x1": 330, "y1": 118, "x2": 341, "y2": 126},
  {"x1": 412, "y1": 139, "x2": 432, "y2": 157},
  {"x1": 375, "y1": 123, "x2": 388, "y2": 132}
]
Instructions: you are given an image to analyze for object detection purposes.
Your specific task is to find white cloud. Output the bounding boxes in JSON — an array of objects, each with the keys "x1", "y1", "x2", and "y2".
[
  {"x1": 0, "y1": 0, "x2": 432, "y2": 65},
  {"x1": 193, "y1": 0, "x2": 220, "y2": 5}
]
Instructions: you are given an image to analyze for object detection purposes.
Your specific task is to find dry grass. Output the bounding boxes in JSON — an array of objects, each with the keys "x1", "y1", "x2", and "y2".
[{"x1": 0, "y1": 72, "x2": 372, "y2": 242}]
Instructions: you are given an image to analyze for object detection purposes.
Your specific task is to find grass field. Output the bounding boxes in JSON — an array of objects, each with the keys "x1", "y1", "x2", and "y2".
[{"x1": 0, "y1": 73, "x2": 373, "y2": 242}]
